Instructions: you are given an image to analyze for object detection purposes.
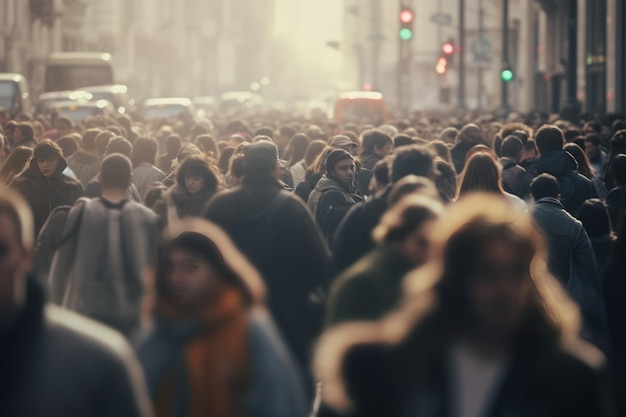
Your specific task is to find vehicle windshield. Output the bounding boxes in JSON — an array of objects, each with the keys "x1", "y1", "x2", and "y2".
[
  {"x1": 45, "y1": 65, "x2": 112, "y2": 92},
  {"x1": 56, "y1": 107, "x2": 102, "y2": 122},
  {"x1": 143, "y1": 104, "x2": 188, "y2": 120},
  {"x1": 0, "y1": 81, "x2": 18, "y2": 111}
]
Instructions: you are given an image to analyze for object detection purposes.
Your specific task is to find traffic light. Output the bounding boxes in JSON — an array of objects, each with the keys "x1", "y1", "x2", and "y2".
[
  {"x1": 441, "y1": 40, "x2": 455, "y2": 65},
  {"x1": 436, "y1": 57, "x2": 448, "y2": 74},
  {"x1": 501, "y1": 67, "x2": 515, "y2": 82},
  {"x1": 399, "y1": 7, "x2": 414, "y2": 41}
]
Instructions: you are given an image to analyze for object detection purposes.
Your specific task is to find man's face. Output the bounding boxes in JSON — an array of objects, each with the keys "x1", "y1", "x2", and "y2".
[
  {"x1": 331, "y1": 159, "x2": 356, "y2": 189},
  {"x1": 585, "y1": 141, "x2": 601, "y2": 160},
  {"x1": 0, "y1": 213, "x2": 30, "y2": 324},
  {"x1": 37, "y1": 157, "x2": 60, "y2": 178}
]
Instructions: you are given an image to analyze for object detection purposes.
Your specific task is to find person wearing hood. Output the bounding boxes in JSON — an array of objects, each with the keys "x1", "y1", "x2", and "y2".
[
  {"x1": 308, "y1": 149, "x2": 363, "y2": 242},
  {"x1": 67, "y1": 128, "x2": 103, "y2": 186},
  {"x1": 153, "y1": 155, "x2": 222, "y2": 227},
  {"x1": 533, "y1": 125, "x2": 597, "y2": 215},
  {"x1": 135, "y1": 218, "x2": 308, "y2": 417},
  {"x1": 11, "y1": 139, "x2": 83, "y2": 236}
]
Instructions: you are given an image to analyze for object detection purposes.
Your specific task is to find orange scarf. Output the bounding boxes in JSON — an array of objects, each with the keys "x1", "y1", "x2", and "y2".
[{"x1": 154, "y1": 288, "x2": 250, "y2": 417}]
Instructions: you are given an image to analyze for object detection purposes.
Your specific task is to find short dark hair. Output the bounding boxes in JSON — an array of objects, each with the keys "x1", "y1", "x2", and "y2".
[
  {"x1": 535, "y1": 126, "x2": 565, "y2": 154},
  {"x1": 390, "y1": 145, "x2": 435, "y2": 183},
  {"x1": 57, "y1": 135, "x2": 79, "y2": 158},
  {"x1": 501, "y1": 136, "x2": 524, "y2": 159},
  {"x1": 393, "y1": 134, "x2": 416, "y2": 148},
  {"x1": 584, "y1": 121, "x2": 602, "y2": 133},
  {"x1": 16, "y1": 123, "x2": 34, "y2": 141},
  {"x1": 131, "y1": 136, "x2": 158, "y2": 166},
  {"x1": 362, "y1": 130, "x2": 393, "y2": 153},
  {"x1": 577, "y1": 199, "x2": 612, "y2": 238},
  {"x1": 82, "y1": 128, "x2": 101, "y2": 151},
  {"x1": 165, "y1": 134, "x2": 183, "y2": 156},
  {"x1": 523, "y1": 138, "x2": 538, "y2": 153},
  {"x1": 584, "y1": 134, "x2": 602, "y2": 147},
  {"x1": 372, "y1": 158, "x2": 391, "y2": 189},
  {"x1": 531, "y1": 173, "x2": 559, "y2": 200},
  {"x1": 100, "y1": 153, "x2": 132, "y2": 189},
  {"x1": 176, "y1": 155, "x2": 220, "y2": 195},
  {"x1": 254, "y1": 127, "x2": 274, "y2": 139}
]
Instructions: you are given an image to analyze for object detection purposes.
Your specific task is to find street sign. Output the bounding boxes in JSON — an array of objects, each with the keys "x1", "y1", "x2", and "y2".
[
  {"x1": 473, "y1": 36, "x2": 492, "y2": 63},
  {"x1": 430, "y1": 13, "x2": 452, "y2": 25}
]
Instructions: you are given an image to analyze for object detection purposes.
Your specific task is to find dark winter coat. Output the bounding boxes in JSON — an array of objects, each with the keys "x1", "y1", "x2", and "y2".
[
  {"x1": 606, "y1": 185, "x2": 626, "y2": 234},
  {"x1": 294, "y1": 171, "x2": 323, "y2": 203},
  {"x1": 500, "y1": 157, "x2": 532, "y2": 199},
  {"x1": 534, "y1": 151, "x2": 597, "y2": 215},
  {"x1": 326, "y1": 245, "x2": 412, "y2": 327},
  {"x1": 320, "y1": 314, "x2": 613, "y2": 417},
  {"x1": 67, "y1": 150, "x2": 101, "y2": 186},
  {"x1": 0, "y1": 278, "x2": 152, "y2": 417},
  {"x1": 153, "y1": 185, "x2": 214, "y2": 227},
  {"x1": 203, "y1": 175, "x2": 330, "y2": 370},
  {"x1": 12, "y1": 157, "x2": 83, "y2": 236},
  {"x1": 450, "y1": 141, "x2": 478, "y2": 174},
  {"x1": 330, "y1": 187, "x2": 391, "y2": 277},
  {"x1": 358, "y1": 152, "x2": 382, "y2": 171},
  {"x1": 308, "y1": 176, "x2": 362, "y2": 242}
]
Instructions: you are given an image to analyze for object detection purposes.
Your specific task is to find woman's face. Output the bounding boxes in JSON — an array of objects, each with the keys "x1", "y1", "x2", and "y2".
[
  {"x1": 184, "y1": 175, "x2": 205, "y2": 195},
  {"x1": 398, "y1": 219, "x2": 436, "y2": 267},
  {"x1": 467, "y1": 238, "x2": 533, "y2": 336},
  {"x1": 162, "y1": 247, "x2": 221, "y2": 308}
]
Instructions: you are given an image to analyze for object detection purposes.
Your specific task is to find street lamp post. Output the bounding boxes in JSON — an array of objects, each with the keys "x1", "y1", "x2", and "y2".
[{"x1": 502, "y1": 0, "x2": 509, "y2": 111}]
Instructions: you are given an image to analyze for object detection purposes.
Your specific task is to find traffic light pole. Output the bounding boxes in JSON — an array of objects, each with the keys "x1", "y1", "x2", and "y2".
[
  {"x1": 501, "y1": 0, "x2": 509, "y2": 111},
  {"x1": 458, "y1": 0, "x2": 466, "y2": 110}
]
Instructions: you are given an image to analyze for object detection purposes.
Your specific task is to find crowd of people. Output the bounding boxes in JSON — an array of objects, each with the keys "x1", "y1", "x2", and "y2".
[{"x1": 0, "y1": 107, "x2": 625, "y2": 417}]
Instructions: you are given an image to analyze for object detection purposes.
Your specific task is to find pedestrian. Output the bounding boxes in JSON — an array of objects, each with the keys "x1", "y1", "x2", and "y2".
[
  {"x1": 294, "y1": 145, "x2": 333, "y2": 203},
  {"x1": 290, "y1": 139, "x2": 326, "y2": 190},
  {"x1": 530, "y1": 174, "x2": 608, "y2": 349},
  {"x1": 499, "y1": 135, "x2": 533, "y2": 199},
  {"x1": 606, "y1": 154, "x2": 626, "y2": 234},
  {"x1": 0, "y1": 146, "x2": 31, "y2": 186},
  {"x1": 286, "y1": 133, "x2": 310, "y2": 172},
  {"x1": 450, "y1": 123, "x2": 485, "y2": 173},
  {"x1": 11, "y1": 139, "x2": 83, "y2": 235},
  {"x1": 564, "y1": 142, "x2": 608, "y2": 200},
  {"x1": 577, "y1": 198, "x2": 616, "y2": 276},
  {"x1": 533, "y1": 125, "x2": 597, "y2": 214},
  {"x1": 308, "y1": 149, "x2": 363, "y2": 242},
  {"x1": 358, "y1": 130, "x2": 393, "y2": 171},
  {"x1": 0, "y1": 186, "x2": 152, "y2": 417},
  {"x1": 204, "y1": 141, "x2": 330, "y2": 375},
  {"x1": 326, "y1": 195, "x2": 442, "y2": 326},
  {"x1": 194, "y1": 133, "x2": 220, "y2": 161},
  {"x1": 585, "y1": 133, "x2": 608, "y2": 180},
  {"x1": 368, "y1": 158, "x2": 391, "y2": 196},
  {"x1": 158, "y1": 134, "x2": 182, "y2": 174},
  {"x1": 10, "y1": 122, "x2": 37, "y2": 150},
  {"x1": 48, "y1": 154, "x2": 160, "y2": 337},
  {"x1": 315, "y1": 193, "x2": 612, "y2": 417},
  {"x1": 135, "y1": 218, "x2": 308, "y2": 417},
  {"x1": 153, "y1": 155, "x2": 222, "y2": 225},
  {"x1": 329, "y1": 135, "x2": 359, "y2": 156},
  {"x1": 131, "y1": 136, "x2": 166, "y2": 198},
  {"x1": 457, "y1": 152, "x2": 527, "y2": 211},
  {"x1": 67, "y1": 128, "x2": 102, "y2": 186}
]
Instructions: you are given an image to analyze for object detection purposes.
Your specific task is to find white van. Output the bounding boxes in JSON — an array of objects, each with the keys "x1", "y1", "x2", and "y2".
[{"x1": 0, "y1": 73, "x2": 33, "y2": 115}]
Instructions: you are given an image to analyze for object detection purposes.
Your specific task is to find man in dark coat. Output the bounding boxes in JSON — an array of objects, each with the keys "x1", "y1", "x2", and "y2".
[
  {"x1": 204, "y1": 141, "x2": 330, "y2": 372},
  {"x1": 533, "y1": 125, "x2": 597, "y2": 215},
  {"x1": 450, "y1": 123, "x2": 485, "y2": 173},
  {"x1": 499, "y1": 136, "x2": 532, "y2": 199},
  {"x1": 308, "y1": 149, "x2": 363, "y2": 242},
  {"x1": 358, "y1": 129, "x2": 393, "y2": 171},
  {"x1": 12, "y1": 139, "x2": 83, "y2": 236},
  {"x1": 0, "y1": 186, "x2": 152, "y2": 417}
]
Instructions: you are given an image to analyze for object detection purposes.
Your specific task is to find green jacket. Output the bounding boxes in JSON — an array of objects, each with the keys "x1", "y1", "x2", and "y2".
[{"x1": 326, "y1": 245, "x2": 413, "y2": 327}]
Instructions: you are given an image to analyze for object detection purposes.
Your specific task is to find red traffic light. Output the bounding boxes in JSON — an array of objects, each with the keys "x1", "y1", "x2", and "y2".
[
  {"x1": 442, "y1": 42, "x2": 454, "y2": 55},
  {"x1": 400, "y1": 9, "x2": 414, "y2": 24}
]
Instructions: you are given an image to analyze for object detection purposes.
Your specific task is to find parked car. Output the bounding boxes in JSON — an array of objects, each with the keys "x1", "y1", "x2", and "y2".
[
  {"x1": 36, "y1": 90, "x2": 93, "y2": 116},
  {"x1": 0, "y1": 73, "x2": 33, "y2": 115},
  {"x1": 49, "y1": 100, "x2": 115, "y2": 122},
  {"x1": 83, "y1": 84, "x2": 133, "y2": 114},
  {"x1": 142, "y1": 97, "x2": 194, "y2": 120}
]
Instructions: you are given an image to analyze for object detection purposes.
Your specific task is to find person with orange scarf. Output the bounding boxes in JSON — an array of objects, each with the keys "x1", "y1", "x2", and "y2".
[{"x1": 135, "y1": 218, "x2": 308, "y2": 417}]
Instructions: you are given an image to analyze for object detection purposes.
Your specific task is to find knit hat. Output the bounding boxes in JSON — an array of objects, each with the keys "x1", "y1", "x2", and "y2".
[
  {"x1": 33, "y1": 139, "x2": 63, "y2": 161},
  {"x1": 243, "y1": 141, "x2": 279, "y2": 172},
  {"x1": 325, "y1": 149, "x2": 353, "y2": 174}
]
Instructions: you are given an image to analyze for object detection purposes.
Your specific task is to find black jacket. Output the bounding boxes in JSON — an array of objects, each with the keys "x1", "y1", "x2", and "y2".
[
  {"x1": 359, "y1": 152, "x2": 382, "y2": 171},
  {"x1": 308, "y1": 176, "x2": 362, "y2": 242},
  {"x1": 534, "y1": 151, "x2": 597, "y2": 215},
  {"x1": 500, "y1": 157, "x2": 532, "y2": 199},
  {"x1": 204, "y1": 176, "x2": 330, "y2": 370},
  {"x1": 12, "y1": 157, "x2": 83, "y2": 236},
  {"x1": 0, "y1": 279, "x2": 151, "y2": 417},
  {"x1": 320, "y1": 315, "x2": 613, "y2": 417}
]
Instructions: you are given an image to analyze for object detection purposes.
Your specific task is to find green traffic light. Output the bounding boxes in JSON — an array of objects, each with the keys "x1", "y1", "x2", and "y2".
[
  {"x1": 501, "y1": 69, "x2": 514, "y2": 82},
  {"x1": 399, "y1": 28, "x2": 413, "y2": 41}
]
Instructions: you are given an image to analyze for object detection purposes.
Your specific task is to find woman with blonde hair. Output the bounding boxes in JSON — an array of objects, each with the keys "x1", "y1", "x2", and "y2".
[{"x1": 315, "y1": 194, "x2": 610, "y2": 417}]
